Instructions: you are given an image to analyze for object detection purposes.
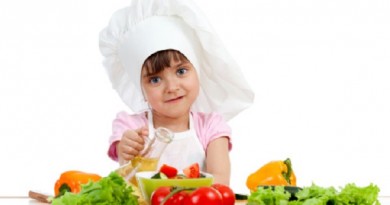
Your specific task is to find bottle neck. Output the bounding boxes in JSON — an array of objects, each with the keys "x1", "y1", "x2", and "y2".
[{"x1": 142, "y1": 127, "x2": 174, "y2": 159}]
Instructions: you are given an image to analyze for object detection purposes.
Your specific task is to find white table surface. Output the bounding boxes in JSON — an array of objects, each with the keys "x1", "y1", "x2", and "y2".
[{"x1": 1, "y1": 196, "x2": 390, "y2": 204}]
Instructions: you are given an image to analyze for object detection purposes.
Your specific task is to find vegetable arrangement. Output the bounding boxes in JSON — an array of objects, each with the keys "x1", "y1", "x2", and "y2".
[
  {"x1": 47, "y1": 159, "x2": 381, "y2": 205},
  {"x1": 51, "y1": 172, "x2": 139, "y2": 205}
]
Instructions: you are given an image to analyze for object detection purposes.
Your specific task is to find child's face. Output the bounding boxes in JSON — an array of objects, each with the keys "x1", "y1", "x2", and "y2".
[{"x1": 141, "y1": 58, "x2": 199, "y2": 118}]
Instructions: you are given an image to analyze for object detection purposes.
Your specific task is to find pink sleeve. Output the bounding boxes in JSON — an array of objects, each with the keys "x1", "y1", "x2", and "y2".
[
  {"x1": 192, "y1": 112, "x2": 232, "y2": 151},
  {"x1": 107, "y1": 111, "x2": 147, "y2": 161}
]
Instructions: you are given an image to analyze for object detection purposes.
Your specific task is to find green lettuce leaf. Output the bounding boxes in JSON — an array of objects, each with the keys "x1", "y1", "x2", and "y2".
[
  {"x1": 248, "y1": 183, "x2": 380, "y2": 205},
  {"x1": 52, "y1": 172, "x2": 138, "y2": 205},
  {"x1": 247, "y1": 186, "x2": 290, "y2": 205},
  {"x1": 337, "y1": 183, "x2": 380, "y2": 205}
]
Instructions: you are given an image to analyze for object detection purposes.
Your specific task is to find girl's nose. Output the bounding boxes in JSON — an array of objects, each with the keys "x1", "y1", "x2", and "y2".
[{"x1": 165, "y1": 76, "x2": 180, "y2": 92}]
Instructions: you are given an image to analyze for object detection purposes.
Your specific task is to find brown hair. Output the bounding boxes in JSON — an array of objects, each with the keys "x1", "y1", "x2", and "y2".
[{"x1": 142, "y1": 49, "x2": 189, "y2": 76}]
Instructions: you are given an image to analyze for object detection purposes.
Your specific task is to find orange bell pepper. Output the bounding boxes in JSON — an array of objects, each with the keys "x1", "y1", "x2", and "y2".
[
  {"x1": 54, "y1": 170, "x2": 102, "y2": 197},
  {"x1": 246, "y1": 158, "x2": 297, "y2": 192}
]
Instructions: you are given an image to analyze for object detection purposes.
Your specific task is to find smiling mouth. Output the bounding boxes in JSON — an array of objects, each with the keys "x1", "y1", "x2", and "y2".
[{"x1": 166, "y1": 96, "x2": 183, "y2": 103}]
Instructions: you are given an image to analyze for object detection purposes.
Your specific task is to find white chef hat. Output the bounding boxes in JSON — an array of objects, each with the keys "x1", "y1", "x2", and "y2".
[{"x1": 99, "y1": 0, "x2": 254, "y2": 121}]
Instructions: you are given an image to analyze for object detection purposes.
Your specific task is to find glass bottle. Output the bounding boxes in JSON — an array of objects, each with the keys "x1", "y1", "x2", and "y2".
[{"x1": 116, "y1": 127, "x2": 174, "y2": 185}]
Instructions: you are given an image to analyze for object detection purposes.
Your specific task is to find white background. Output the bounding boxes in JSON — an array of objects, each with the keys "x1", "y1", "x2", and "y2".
[{"x1": 1, "y1": 0, "x2": 389, "y2": 197}]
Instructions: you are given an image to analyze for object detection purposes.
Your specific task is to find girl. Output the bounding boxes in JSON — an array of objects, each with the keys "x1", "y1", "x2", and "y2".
[{"x1": 99, "y1": 0, "x2": 254, "y2": 185}]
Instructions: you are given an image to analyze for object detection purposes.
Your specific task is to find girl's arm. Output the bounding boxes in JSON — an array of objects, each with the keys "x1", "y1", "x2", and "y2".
[{"x1": 206, "y1": 137, "x2": 231, "y2": 185}]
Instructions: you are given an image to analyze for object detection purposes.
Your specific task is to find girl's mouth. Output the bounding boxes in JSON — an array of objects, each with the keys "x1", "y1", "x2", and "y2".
[{"x1": 165, "y1": 96, "x2": 183, "y2": 103}]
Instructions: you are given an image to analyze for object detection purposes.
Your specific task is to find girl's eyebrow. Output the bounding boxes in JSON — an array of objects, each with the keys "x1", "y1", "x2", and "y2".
[
  {"x1": 173, "y1": 61, "x2": 190, "y2": 68},
  {"x1": 143, "y1": 74, "x2": 155, "y2": 79},
  {"x1": 142, "y1": 72, "x2": 156, "y2": 78}
]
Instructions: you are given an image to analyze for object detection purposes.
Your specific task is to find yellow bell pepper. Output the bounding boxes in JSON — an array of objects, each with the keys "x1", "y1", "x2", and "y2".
[{"x1": 246, "y1": 158, "x2": 297, "y2": 192}]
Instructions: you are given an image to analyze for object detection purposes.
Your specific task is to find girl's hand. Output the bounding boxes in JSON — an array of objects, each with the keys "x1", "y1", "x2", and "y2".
[{"x1": 117, "y1": 126, "x2": 149, "y2": 164}]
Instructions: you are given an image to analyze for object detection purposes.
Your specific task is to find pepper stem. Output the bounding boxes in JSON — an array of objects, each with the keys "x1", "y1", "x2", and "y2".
[
  {"x1": 58, "y1": 183, "x2": 71, "y2": 197},
  {"x1": 283, "y1": 158, "x2": 293, "y2": 185}
]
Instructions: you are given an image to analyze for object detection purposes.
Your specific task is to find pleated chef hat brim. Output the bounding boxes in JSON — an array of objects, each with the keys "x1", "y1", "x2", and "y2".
[{"x1": 99, "y1": 0, "x2": 254, "y2": 121}]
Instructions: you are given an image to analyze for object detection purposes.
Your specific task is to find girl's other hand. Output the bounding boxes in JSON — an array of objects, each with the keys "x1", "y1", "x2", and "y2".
[{"x1": 117, "y1": 126, "x2": 149, "y2": 163}]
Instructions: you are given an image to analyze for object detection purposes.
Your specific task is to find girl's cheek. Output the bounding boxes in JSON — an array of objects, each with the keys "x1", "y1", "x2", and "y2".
[{"x1": 146, "y1": 89, "x2": 162, "y2": 100}]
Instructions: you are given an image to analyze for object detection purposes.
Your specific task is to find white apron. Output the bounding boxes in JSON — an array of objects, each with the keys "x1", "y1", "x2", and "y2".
[{"x1": 147, "y1": 110, "x2": 206, "y2": 171}]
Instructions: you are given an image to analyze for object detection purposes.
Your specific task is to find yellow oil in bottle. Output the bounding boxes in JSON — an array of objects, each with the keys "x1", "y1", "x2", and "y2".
[
  {"x1": 126, "y1": 156, "x2": 159, "y2": 185},
  {"x1": 132, "y1": 156, "x2": 159, "y2": 172}
]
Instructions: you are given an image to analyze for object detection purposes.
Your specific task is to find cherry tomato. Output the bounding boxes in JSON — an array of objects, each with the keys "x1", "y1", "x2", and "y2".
[
  {"x1": 160, "y1": 164, "x2": 178, "y2": 178},
  {"x1": 184, "y1": 187, "x2": 223, "y2": 205},
  {"x1": 151, "y1": 186, "x2": 188, "y2": 205},
  {"x1": 212, "y1": 184, "x2": 235, "y2": 205},
  {"x1": 183, "y1": 163, "x2": 200, "y2": 178}
]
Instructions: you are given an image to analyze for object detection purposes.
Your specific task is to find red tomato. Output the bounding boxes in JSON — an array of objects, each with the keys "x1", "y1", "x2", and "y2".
[
  {"x1": 150, "y1": 186, "x2": 188, "y2": 205},
  {"x1": 160, "y1": 164, "x2": 178, "y2": 178},
  {"x1": 212, "y1": 184, "x2": 235, "y2": 205},
  {"x1": 166, "y1": 190, "x2": 188, "y2": 205},
  {"x1": 184, "y1": 187, "x2": 223, "y2": 205},
  {"x1": 151, "y1": 186, "x2": 170, "y2": 205},
  {"x1": 183, "y1": 163, "x2": 200, "y2": 178}
]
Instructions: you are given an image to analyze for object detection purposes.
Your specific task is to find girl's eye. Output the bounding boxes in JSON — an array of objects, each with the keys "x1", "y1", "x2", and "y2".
[
  {"x1": 177, "y1": 68, "x2": 187, "y2": 76},
  {"x1": 149, "y1": 76, "x2": 161, "y2": 84}
]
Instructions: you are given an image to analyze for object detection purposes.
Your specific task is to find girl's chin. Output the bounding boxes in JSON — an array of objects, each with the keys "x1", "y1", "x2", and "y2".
[{"x1": 153, "y1": 108, "x2": 190, "y2": 117}]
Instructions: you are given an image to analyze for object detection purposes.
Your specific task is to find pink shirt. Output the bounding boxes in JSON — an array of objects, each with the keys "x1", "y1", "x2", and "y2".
[{"x1": 107, "y1": 111, "x2": 232, "y2": 161}]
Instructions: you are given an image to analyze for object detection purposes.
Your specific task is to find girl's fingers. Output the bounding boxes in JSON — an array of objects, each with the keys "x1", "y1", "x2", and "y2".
[
  {"x1": 119, "y1": 127, "x2": 150, "y2": 161},
  {"x1": 123, "y1": 130, "x2": 144, "y2": 144},
  {"x1": 120, "y1": 146, "x2": 140, "y2": 161},
  {"x1": 135, "y1": 126, "x2": 149, "y2": 140},
  {"x1": 120, "y1": 152, "x2": 133, "y2": 161},
  {"x1": 139, "y1": 126, "x2": 149, "y2": 137},
  {"x1": 124, "y1": 138, "x2": 143, "y2": 152}
]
